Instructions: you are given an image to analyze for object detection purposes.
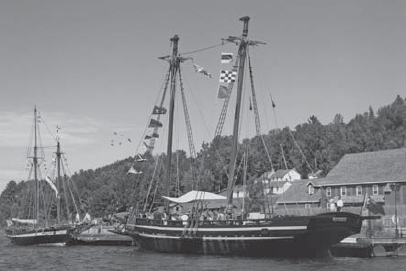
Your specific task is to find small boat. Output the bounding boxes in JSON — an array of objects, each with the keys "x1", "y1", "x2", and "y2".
[
  {"x1": 4, "y1": 107, "x2": 89, "y2": 245},
  {"x1": 68, "y1": 225, "x2": 133, "y2": 246},
  {"x1": 124, "y1": 16, "x2": 376, "y2": 257},
  {"x1": 68, "y1": 213, "x2": 133, "y2": 246}
]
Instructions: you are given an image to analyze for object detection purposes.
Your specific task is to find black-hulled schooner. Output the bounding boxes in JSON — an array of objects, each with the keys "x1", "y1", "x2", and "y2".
[
  {"x1": 5, "y1": 107, "x2": 88, "y2": 245},
  {"x1": 125, "y1": 16, "x2": 374, "y2": 257}
]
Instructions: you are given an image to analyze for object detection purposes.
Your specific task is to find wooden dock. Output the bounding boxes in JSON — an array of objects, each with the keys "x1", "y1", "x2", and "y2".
[{"x1": 331, "y1": 236, "x2": 406, "y2": 257}]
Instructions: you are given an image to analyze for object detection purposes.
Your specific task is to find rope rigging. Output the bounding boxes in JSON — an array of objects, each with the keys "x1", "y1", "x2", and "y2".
[
  {"x1": 247, "y1": 53, "x2": 274, "y2": 172},
  {"x1": 180, "y1": 41, "x2": 230, "y2": 56},
  {"x1": 178, "y1": 67, "x2": 198, "y2": 189}
]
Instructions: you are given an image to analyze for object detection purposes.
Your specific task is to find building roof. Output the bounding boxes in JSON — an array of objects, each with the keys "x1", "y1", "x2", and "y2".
[
  {"x1": 274, "y1": 169, "x2": 294, "y2": 178},
  {"x1": 316, "y1": 148, "x2": 406, "y2": 186},
  {"x1": 261, "y1": 169, "x2": 298, "y2": 180},
  {"x1": 276, "y1": 180, "x2": 322, "y2": 204},
  {"x1": 162, "y1": 190, "x2": 226, "y2": 203}
]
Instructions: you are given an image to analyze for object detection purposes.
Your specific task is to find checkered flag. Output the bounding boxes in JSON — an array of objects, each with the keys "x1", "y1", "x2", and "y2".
[{"x1": 219, "y1": 70, "x2": 237, "y2": 83}]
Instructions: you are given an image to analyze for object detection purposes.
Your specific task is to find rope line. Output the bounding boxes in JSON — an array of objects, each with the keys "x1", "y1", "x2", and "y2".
[{"x1": 180, "y1": 41, "x2": 230, "y2": 56}]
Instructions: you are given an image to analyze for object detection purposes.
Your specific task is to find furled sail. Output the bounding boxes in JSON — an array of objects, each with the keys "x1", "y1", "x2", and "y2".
[
  {"x1": 45, "y1": 176, "x2": 59, "y2": 197},
  {"x1": 11, "y1": 218, "x2": 37, "y2": 224}
]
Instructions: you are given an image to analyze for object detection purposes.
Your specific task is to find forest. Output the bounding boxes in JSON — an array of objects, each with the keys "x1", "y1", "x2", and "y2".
[{"x1": 1, "y1": 95, "x2": 405, "y2": 225}]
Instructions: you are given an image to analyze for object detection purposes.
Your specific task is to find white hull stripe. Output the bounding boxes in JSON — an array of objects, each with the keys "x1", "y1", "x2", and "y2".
[
  {"x1": 133, "y1": 225, "x2": 307, "y2": 232},
  {"x1": 6, "y1": 230, "x2": 68, "y2": 238},
  {"x1": 138, "y1": 232, "x2": 294, "y2": 241}
]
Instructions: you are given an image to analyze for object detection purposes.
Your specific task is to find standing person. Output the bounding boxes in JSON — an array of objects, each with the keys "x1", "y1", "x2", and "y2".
[
  {"x1": 329, "y1": 198, "x2": 337, "y2": 212},
  {"x1": 336, "y1": 197, "x2": 344, "y2": 212}
]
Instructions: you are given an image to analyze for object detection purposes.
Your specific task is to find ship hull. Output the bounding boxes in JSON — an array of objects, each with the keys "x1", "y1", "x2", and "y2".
[
  {"x1": 126, "y1": 212, "x2": 363, "y2": 257},
  {"x1": 5, "y1": 226, "x2": 74, "y2": 246}
]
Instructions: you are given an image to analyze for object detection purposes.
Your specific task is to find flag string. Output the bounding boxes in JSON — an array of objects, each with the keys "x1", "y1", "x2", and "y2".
[{"x1": 180, "y1": 41, "x2": 231, "y2": 56}]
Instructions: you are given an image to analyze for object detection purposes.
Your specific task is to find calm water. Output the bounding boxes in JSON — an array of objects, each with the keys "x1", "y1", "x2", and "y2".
[{"x1": 1, "y1": 234, "x2": 405, "y2": 271}]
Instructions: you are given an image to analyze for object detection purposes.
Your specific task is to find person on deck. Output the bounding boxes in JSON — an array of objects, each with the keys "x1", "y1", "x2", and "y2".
[
  {"x1": 329, "y1": 198, "x2": 337, "y2": 212},
  {"x1": 336, "y1": 197, "x2": 344, "y2": 212}
]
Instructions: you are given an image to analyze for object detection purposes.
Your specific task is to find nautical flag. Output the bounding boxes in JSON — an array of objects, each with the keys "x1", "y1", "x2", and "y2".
[
  {"x1": 219, "y1": 70, "x2": 237, "y2": 83},
  {"x1": 152, "y1": 106, "x2": 167, "y2": 115},
  {"x1": 217, "y1": 85, "x2": 229, "y2": 99},
  {"x1": 148, "y1": 119, "x2": 163, "y2": 128},
  {"x1": 128, "y1": 166, "x2": 142, "y2": 175},
  {"x1": 221, "y1": 52, "x2": 233, "y2": 64},
  {"x1": 45, "y1": 176, "x2": 59, "y2": 197},
  {"x1": 193, "y1": 64, "x2": 212, "y2": 78},
  {"x1": 145, "y1": 133, "x2": 159, "y2": 139},
  {"x1": 135, "y1": 155, "x2": 147, "y2": 162},
  {"x1": 365, "y1": 196, "x2": 385, "y2": 215}
]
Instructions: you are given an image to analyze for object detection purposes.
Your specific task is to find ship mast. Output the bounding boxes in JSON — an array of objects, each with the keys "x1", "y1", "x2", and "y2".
[
  {"x1": 56, "y1": 133, "x2": 61, "y2": 223},
  {"x1": 165, "y1": 35, "x2": 179, "y2": 209},
  {"x1": 34, "y1": 107, "x2": 39, "y2": 223},
  {"x1": 160, "y1": 35, "x2": 191, "y2": 210},
  {"x1": 226, "y1": 16, "x2": 265, "y2": 208},
  {"x1": 226, "y1": 16, "x2": 250, "y2": 207}
]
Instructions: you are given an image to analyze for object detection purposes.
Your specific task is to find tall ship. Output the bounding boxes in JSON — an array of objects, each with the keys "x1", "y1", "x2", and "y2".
[
  {"x1": 4, "y1": 107, "x2": 89, "y2": 245},
  {"x1": 124, "y1": 16, "x2": 376, "y2": 257}
]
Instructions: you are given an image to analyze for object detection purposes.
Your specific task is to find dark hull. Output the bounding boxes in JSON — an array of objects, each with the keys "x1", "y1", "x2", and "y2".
[
  {"x1": 5, "y1": 226, "x2": 74, "y2": 246},
  {"x1": 126, "y1": 212, "x2": 363, "y2": 257}
]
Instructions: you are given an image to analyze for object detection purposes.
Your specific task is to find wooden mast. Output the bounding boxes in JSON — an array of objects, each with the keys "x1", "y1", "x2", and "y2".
[
  {"x1": 164, "y1": 35, "x2": 180, "y2": 210},
  {"x1": 226, "y1": 16, "x2": 250, "y2": 207},
  {"x1": 56, "y1": 137, "x2": 61, "y2": 223},
  {"x1": 33, "y1": 107, "x2": 39, "y2": 224}
]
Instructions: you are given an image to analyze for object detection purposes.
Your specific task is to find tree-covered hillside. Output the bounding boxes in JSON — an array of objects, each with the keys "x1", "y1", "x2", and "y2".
[{"x1": 1, "y1": 96, "x2": 405, "y2": 225}]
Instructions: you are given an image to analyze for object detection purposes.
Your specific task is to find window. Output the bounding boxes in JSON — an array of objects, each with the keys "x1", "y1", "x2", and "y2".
[
  {"x1": 305, "y1": 204, "x2": 311, "y2": 209},
  {"x1": 356, "y1": 186, "x2": 362, "y2": 196},
  {"x1": 326, "y1": 187, "x2": 331, "y2": 197},
  {"x1": 340, "y1": 187, "x2": 346, "y2": 197},
  {"x1": 308, "y1": 185, "x2": 314, "y2": 195},
  {"x1": 373, "y1": 185, "x2": 379, "y2": 195}
]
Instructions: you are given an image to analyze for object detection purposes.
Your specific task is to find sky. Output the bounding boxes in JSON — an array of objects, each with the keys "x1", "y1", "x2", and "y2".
[{"x1": 1, "y1": 0, "x2": 405, "y2": 193}]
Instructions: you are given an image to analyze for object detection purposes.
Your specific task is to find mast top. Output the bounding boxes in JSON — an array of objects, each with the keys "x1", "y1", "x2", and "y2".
[
  {"x1": 240, "y1": 16, "x2": 250, "y2": 39},
  {"x1": 170, "y1": 35, "x2": 179, "y2": 43},
  {"x1": 239, "y1": 16, "x2": 250, "y2": 22}
]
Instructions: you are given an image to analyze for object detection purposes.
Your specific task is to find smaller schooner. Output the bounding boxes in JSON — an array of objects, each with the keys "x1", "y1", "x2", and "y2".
[{"x1": 5, "y1": 107, "x2": 89, "y2": 245}]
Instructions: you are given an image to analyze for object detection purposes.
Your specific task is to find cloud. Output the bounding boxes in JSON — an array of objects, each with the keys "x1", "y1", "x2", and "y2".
[
  {"x1": 0, "y1": 112, "x2": 32, "y2": 148},
  {"x1": 0, "y1": 111, "x2": 104, "y2": 148}
]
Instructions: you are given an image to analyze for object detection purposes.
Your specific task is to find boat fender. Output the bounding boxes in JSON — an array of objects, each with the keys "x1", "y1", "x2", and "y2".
[{"x1": 260, "y1": 228, "x2": 269, "y2": 236}]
